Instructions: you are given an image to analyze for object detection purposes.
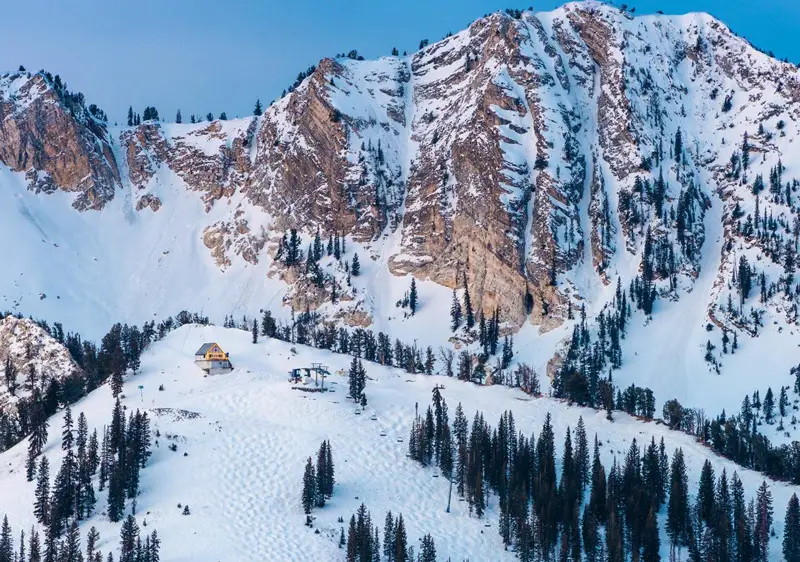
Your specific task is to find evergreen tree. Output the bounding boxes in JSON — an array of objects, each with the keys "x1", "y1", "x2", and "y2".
[
  {"x1": 251, "y1": 319, "x2": 258, "y2": 344},
  {"x1": 667, "y1": 448, "x2": 690, "y2": 552},
  {"x1": 697, "y1": 459, "x2": 716, "y2": 526},
  {"x1": 449, "y1": 290, "x2": 462, "y2": 332},
  {"x1": 351, "y1": 254, "x2": 361, "y2": 277},
  {"x1": 62, "y1": 521, "x2": 81, "y2": 562},
  {"x1": 175, "y1": 109, "x2": 182, "y2": 123},
  {"x1": 589, "y1": 435, "x2": 607, "y2": 524},
  {"x1": 642, "y1": 507, "x2": 661, "y2": 562},
  {"x1": 348, "y1": 358, "x2": 366, "y2": 402},
  {"x1": 463, "y1": 274, "x2": 474, "y2": 329},
  {"x1": 62, "y1": 406, "x2": 74, "y2": 451},
  {"x1": 575, "y1": 417, "x2": 589, "y2": 495},
  {"x1": 33, "y1": 457, "x2": 50, "y2": 526},
  {"x1": 86, "y1": 527, "x2": 100, "y2": 562},
  {"x1": 118, "y1": 515, "x2": 139, "y2": 562},
  {"x1": 409, "y1": 279, "x2": 418, "y2": 315},
  {"x1": 383, "y1": 512, "x2": 395, "y2": 562},
  {"x1": 763, "y1": 387, "x2": 775, "y2": 423},
  {"x1": 784, "y1": 494, "x2": 800, "y2": 562},
  {"x1": 28, "y1": 529, "x2": 41, "y2": 562},
  {"x1": 755, "y1": 481, "x2": 773, "y2": 562},
  {"x1": 394, "y1": 515, "x2": 408, "y2": 562},
  {"x1": 780, "y1": 386, "x2": 789, "y2": 419},
  {"x1": 302, "y1": 457, "x2": 316, "y2": 514},
  {"x1": 127, "y1": 107, "x2": 134, "y2": 127},
  {"x1": 418, "y1": 534, "x2": 436, "y2": 562},
  {"x1": 0, "y1": 516, "x2": 11, "y2": 562},
  {"x1": 315, "y1": 441, "x2": 327, "y2": 509},
  {"x1": 254, "y1": 99, "x2": 263, "y2": 116}
]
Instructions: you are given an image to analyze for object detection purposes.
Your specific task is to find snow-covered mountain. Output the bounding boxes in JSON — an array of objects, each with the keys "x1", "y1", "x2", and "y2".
[{"x1": 2, "y1": 2, "x2": 799, "y2": 436}]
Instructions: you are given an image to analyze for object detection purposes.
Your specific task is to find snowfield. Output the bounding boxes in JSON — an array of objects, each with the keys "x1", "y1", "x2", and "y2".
[{"x1": 0, "y1": 324, "x2": 797, "y2": 561}]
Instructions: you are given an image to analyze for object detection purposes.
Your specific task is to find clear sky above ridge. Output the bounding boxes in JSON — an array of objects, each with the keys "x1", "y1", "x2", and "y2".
[{"x1": 2, "y1": 0, "x2": 797, "y2": 124}]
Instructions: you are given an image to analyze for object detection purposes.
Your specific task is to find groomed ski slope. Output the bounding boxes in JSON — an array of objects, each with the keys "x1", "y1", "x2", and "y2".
[{"x1": 0, "y1": 325, "x2": 797, "y2": 561}]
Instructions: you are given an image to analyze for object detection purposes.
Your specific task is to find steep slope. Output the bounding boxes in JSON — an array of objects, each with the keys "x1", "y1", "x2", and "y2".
[
  {"x1": 1, "y1": 1, "x2": 799, "y2": 422},
  {"x1": 0, "y1": 324, "x2": 796, "y2": 560}
]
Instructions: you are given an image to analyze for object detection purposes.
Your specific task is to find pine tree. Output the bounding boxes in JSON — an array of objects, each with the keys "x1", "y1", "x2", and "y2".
[
  {"x1": 642, "y1": 507, "x2": 661, "y2": 562},
  {"x1": 107, "y1": 460, "x2": 126, "y2": 522},
  {"x1": 418, "y1": 534, "x2": 436, "y2": 562},
  {"x1": 351, "y1": 253, "x2": 361, "y2": 277},
  {"x1": 784, "y1": 494, "x2": 800, "y2": 562},
  {"x1": 348, "y1": 358, "x2": 366, "y2": 402},
  {"x1": 463, "y1": 274, "x2": 474, "y2": 329},
  {"x1": 755, "y1": 480, "x2": 773, "y2": 562},
  {"x1": 697, "y1": 459, "x2": 715, "y2": 526},
  {"x1": 28, "y1": 529, "x2": 41, "y2": 562},
  {"x1": 62, "y1": 521, "x2": 81, "y2": 562},
  {"x1": 383, "y1": 512, "x2": 395, "y2": 562},
  {"x1": 149, "y1": 530, "x2": 161, "y2": 562},
  {"x1": 0, "y1": 516, "x2": 11, "y2": 562},
  {"x1": 780, "y1": 386, "x2": 789, "y2": 419},
  {"x1": 325, "y1": 440, "x2": 334, "y2": 497},
  {"x1": 175, "y1": 109, "x2": 182, "y2": 123},
  {"x1": 449, "y1": 290, "x2": 462, "y2": 331},
  {"x1": 254, "y1": 99, "x2": 263, "y2": 116},
  {"x1": 394, "y1": 515, "x2": 407, "y2": 562},
  {"x1": 119, "y1": 515, "x2": 138, "y2": 562},
  {"x1": 674, "y1": 127, "x2": 682, "y2": 164},
  {"x1": 589, "y1": 435, "x2": 607, "y2": 524},
  {"x1": 575, "y1": 417, "x2": 590, "y2": 495},
  {"x1": 763, "y1": 387, "x2": 775, "y2": 423},
  {"x1": 315, "y1": 441, "x2": 327, "y2": 508},
  {"x1": 86, "y1": 527, "x2": 100, "y2": 562},
  {"x1": 62, "y1": 406, "x2": 74, "y2": 451},
  {"x1": 408, "y1": 278, "x2": 418, "y2": 315},
  {"x1": 26, "y1": 438, "x2": 39, "y2": 482},
  {"x1": 127, "y1": 107, "x2": 134, "y2": 127},
  {"x1": 302, "y1": 457, "x2": 316, "y2": 514},
  {"x1": 110, "y1": 365, "x2": 123, "y2": 398},
  {"x1": 33, "y1": 457, "x2": 50, "y2": 526},
  {"x1": 251, "y1": 319, "x2": 258, "y2": 344},
  {"x1": 667, "y1": 448, "x2": 689, "y2": 552}
]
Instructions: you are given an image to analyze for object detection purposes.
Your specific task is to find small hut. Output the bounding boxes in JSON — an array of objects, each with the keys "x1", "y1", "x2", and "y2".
[{"x1": 194, "y1": 343, "x2": 232, "y2": 374}]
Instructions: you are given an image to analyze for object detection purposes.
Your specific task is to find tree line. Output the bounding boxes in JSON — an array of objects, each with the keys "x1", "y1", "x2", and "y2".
[{"x1": 406, "y1": 390, "x2": 800, "y2": 562}]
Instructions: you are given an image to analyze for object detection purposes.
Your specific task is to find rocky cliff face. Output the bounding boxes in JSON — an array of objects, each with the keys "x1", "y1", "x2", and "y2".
[
  {"x1": 0, "y1": 316, "x2": 81, "y2": 414},
  {"x1": 0, "y1": 72, "x2": 119, "y2": 210},
  {"x1": 1, "y1": 1, "x2": 799, "y2": 345}
]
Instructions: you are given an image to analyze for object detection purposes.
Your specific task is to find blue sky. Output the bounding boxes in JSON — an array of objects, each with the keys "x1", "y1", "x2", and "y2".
[{"x1": 2, "y1": 0, "x2": 798, "y2": 124}]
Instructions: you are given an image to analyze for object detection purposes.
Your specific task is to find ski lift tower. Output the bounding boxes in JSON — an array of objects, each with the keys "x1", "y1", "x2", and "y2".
[{"x1": 311, "y1": 363, "x2": 329, "y2": 390}]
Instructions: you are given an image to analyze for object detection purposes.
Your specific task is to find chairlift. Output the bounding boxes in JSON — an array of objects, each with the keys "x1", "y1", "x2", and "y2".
[
  {"x1": 380, "y1": 431, "x2": 387, "y2": 437},
  {"x1": 370, "y1": 415, "x2": 377, "y2": 421},
  {"x1": 354, "y1": 410, "x2": 362, "y2": 415},
  {"x1": 432, "y1": 473, "x2": 440, "y2": 478},
  {"x1": 396, "y1": 437, "x2": 404, "y2": 443}
]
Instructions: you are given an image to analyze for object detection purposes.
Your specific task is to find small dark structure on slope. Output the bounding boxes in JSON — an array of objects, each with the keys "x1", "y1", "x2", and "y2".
[{"x1": 289, "y1": 363, "x2": 330, "y2": 391}]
